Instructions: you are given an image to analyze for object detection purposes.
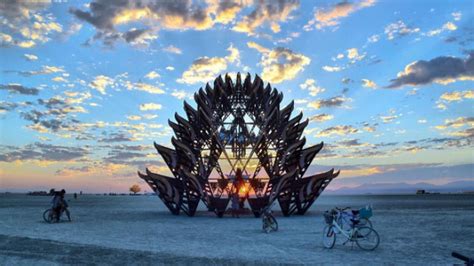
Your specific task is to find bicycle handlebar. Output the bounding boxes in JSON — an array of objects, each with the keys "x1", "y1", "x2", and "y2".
[{"x1": 452, "y1": 252, "x2": 473, "y2": 263}]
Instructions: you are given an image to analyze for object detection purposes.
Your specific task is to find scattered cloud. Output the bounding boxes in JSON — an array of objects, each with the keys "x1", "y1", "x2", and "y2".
[
  {"x1": 247, "y1": 42, "x2": 310, "y2": 84},
  {"x1": 0, "y1": 84, "x2": 39, "y2": 95},
  {"x1": 300, "y1": 79, "x2": 325, "y2": 96},
  {"x1": 347, "y1": 48, "x2": 365, "y2": 62},
  {"x1": 384, "y1": 20, "x2": 420, "y2": 40},
  {"x1": 232, "y1": 0, "x2": 299, "y2": 35},
  {"x1": 0, "y1": 142, "x2": 88, "y2": 163},
  {"x1": 439, "y1": 90, "x2": 474, "y2": 102},
  {"x1": 163, "y1": 45, "x2": 182, "y2": 54},
  {"x1": 367, "y1": 34, "x2": 380, "y2": 43},
  {"x1": 451, "y1": 12, "x2": 462, "y2": 21},
  {"x1": 362, "y1": 79, "x2": 377, "y2": 88},
  {"x1": 307, "y1": 96, "x2": 350, "y2": 109},
  {"x1": 310, "y1": 114, "x2": 334, "y2": 122},
  {"x1": 304, "y1": 0, "x2": 376, "y2": 31},
  {"x1": 171, "y1": 89, "x2": 193, "y2": 100},
  {"x1": 317, "y1": 125, "x2": 359, "y2": 137},
  {"x1": 89, "y1": 75, "x2": 114, "y2": 95},
  {"x1": 177, "y1": 45, "x2": 239, "y2": 85},
  {"x1": 0, "y1": 1, "x2": 62, "y2": 48},
  {"x1": 387, "y1": 52, "x2": 474, "y2": 88},
  {"x1": 425, "y1": 21, "x2": 457, "y2": 37},
  {"x1": 24, "y1": 54, "x2": 38, "y2": 61},
  {"x1": 140, "y1": 103, "x2": 162, "y2": 111},
  {"x1": 322, "y1": 65, "x2": 343, "y2": 72},
  {"x1": 165, "y1": 66, "x2": 175, "y2": 71},
  {"x1": 145, "y1": 71, "x2": 160, "y2": 80}
]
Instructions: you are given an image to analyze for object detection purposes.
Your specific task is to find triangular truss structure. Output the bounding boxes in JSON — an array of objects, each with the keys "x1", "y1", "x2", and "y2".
[{"x1": 138, "y1": 73, "x2": 339, "y2": 217}]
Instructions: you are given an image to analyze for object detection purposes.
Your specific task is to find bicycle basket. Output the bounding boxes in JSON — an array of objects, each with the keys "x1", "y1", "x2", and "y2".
[
  {"x1": 359, "y1": 207, "x2": 372, "y2": 219},
  {"x1": 323, "y1": 211, "x2": 333, "y2": 224}
]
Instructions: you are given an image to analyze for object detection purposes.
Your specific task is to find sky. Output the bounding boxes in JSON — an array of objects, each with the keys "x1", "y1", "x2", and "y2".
[{"x1": 0, "y1": 0, "x2": 473, "y2": 193}]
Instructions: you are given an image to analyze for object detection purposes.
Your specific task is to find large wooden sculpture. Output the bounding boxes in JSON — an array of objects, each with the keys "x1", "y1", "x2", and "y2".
[{"x1": 138, "y1": 73, "x2": 339, "y2": 217}]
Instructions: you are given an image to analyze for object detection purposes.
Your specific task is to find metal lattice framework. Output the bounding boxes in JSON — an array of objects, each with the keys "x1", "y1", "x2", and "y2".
[{"x1": 138, "y1": 73, "x2": 339, "y2": 217}]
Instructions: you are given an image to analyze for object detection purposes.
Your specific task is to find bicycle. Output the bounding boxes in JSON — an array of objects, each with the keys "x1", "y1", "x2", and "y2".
[
  {"x1": 261, "y1": 204, "x2": 278, "y2": 233},
  {"x1": 43, "y1": 207, "x2": 71, "y2": 223},
  {"x1": 335, "y1": 206, "x2": 373, "y2": 229},
  {"x1": 322, "y1": 209, "x2": 379, "y2": 251}
]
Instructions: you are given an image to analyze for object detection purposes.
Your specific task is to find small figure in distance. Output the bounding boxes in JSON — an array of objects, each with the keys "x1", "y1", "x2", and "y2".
[{"x1": 74, "y1": 192, "x2": 77, "y2": 199}]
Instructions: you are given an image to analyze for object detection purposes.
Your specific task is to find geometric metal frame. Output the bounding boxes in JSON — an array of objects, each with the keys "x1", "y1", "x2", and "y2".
[{"x1": 138, "y1": 73, "x2": 339, "y2": 217}]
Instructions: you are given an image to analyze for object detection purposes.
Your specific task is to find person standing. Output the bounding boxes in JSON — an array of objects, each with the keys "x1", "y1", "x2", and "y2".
[{"x1": 231, "y1": 191, "x2": 240, "y2": 218}]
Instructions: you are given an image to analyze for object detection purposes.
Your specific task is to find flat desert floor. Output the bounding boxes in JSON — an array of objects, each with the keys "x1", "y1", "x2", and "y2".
[{"x1": 1, "y1": 193, "x2": 473, "y2": 265}]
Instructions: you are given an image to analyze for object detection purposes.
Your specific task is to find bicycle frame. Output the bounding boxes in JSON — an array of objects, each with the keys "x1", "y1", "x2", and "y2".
[{"x1": 329, "y1": 214, "x2": 357, "y2": 241}]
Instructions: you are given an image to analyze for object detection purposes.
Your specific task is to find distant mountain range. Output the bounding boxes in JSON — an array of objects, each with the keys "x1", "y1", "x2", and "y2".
[{"x1": 326, "y1": 181, "x2": 474, "y2": 194}]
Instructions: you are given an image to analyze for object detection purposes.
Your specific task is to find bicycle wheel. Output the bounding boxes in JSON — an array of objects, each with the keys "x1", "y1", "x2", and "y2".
[
  {"x1": 268, "y1": 215, "x2": 278, "y2": 232},
  {"x1": 355, "y1": 226, "x2": 379, "y2": 251},
  {"x1": 322, "y1": 225, "x2": 336, "y2": 249},
  {"x1": 43, "y1": 209, "x2": 53, "y2": 223},
  {"x1": 358, "y1": 218, "x2": 372, "y2": 228}
]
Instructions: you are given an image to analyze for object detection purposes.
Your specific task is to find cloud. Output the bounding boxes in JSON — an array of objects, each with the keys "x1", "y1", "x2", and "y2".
[
  {"x1": 322, "y1": 65, "x2": 343, "y2": 72},
  {"x1": 362, "y1": 79, "x2": 377, "y2": 88},
  {"x1": 347, "y1": 48, "x2": 365, "y2": 62},
  {"x1": 426, "y1": 22, "x2": 457, "y2": 37},
  {"x1": 307, "y1": 96, "x2": 350, "y2": 109},
  {"x1": 177, "y1": 44, "x2": 239, "y2": 84},
  {"x1": 436, "y1": 117, "x2": 474, "y2": 130},
  {"x1": 123, "y1": 28, "x2": 158, "y2": 46},
  {"x1": 452, "y1": 12, "x2": 462, "y2": 21},
  {"x1": 140, "y1": 103, "x2": 162, "y2": 111},
  {"x1": 439, "y1": 90, "x2": 474, "y2": 102},
  {"x1": 24, "y1": 54, "x2": 38, "y2": 61},
  {"x1": 126, "y1": 115, "x2": 141, "y2": 121},
  {"x1": 387, "y1": 52, "x2": 474, "y2": 88},
  {"x1": 317, "y1": 125, "x2": 359, "y2": 137},
  {"x1": 89, "y1": 75, "x2": 114, "y2": 95},
  {"x1": 248, "y1": 42, "x2": 310, "y2": 84},
  {"x1": 162, "y1": 45, "x2": 182, "y2": 54},
  {"x1": 0, "y1": 142, "x2": 88, "y2": 163},
  {"x1": 0, "y1": 1, "x2": 62, "y2": 48},
  {"x1": 0, "y1": 101, "x2": 19, "y2": 113},
  {"x1": 52, "y1": 76, "x2": 68, "y2": 83},
  {"x1": 98, "y1": 132, "x2": 134, "y2": 143},
  {"x1": 0, "y1": 84, "x2": 39, "y2": 95},
  {"x1": 8, "y1": 65, "x2": 65, "y2": 76},
  {"x1": 123, "y1": 81, "x2": 165, "y2": 94},
  {"x1": 384, "y1": 20, "x2": 420, "y2": 40},
  {"x1": 70, "y1": 0, "x2": 214, "y2": 46},
  {"x1": 380, "y1": 109, "x2": 398, "y2": 123},
  {"x1": 232, "y1": 0, "x2": 299, "y2": 35},
  {"x1": 144, "y1": 71, "x2": 160, "y2": 80},
  {"x1": 299, "y1": 79, "x2": 325, "y2": 96},
  {"x1": 310, "y1": 114, "x2": 334, "y2": 122},
  {"x1": 304, "y1": 0, "x2": 376, "y2": 31},
  {"x1": 165, "y1": 66, "x2": 175, "y2": 71},
  {"x1": 367, "y1": 34, "x2": 379, "y2": 43},
  {"x1": 171, "y1": 89, "x2": 193, "y2": 100}
]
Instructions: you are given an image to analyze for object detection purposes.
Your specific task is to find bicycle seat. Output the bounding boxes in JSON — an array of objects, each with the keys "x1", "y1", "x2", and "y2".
[{"x1": 352, "y1": 210, "x2": 360, "y2": 215}]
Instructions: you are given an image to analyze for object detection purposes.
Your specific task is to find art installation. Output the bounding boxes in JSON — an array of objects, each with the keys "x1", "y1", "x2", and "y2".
[{"x1": 138, "y1": 73, "x2": 339, "y2": 217}]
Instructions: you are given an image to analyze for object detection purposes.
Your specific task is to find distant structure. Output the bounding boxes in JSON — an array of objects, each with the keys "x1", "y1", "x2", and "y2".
[{"x1": 138, "y1": 73, "x2": 339, "y2": 217}]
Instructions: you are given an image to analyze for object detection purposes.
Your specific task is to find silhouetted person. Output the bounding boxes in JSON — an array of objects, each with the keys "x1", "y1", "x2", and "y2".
[
  {"x1": 59, "y1": 189, "x2": 71, "y2": 222},
  {"x1": 74, "y1": 193, "x2": 77, "y2": 199},
  {"x1": 51, "y1": 190, "x2": 62, "y2": 222},
  {"x1": 231, "y1": 191, "x2": 240, "y2": 218}
]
